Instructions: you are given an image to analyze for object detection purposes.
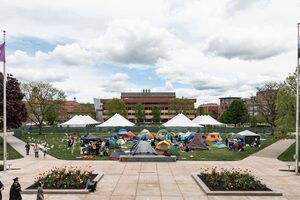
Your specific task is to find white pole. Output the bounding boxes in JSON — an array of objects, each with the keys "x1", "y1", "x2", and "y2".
[
  {"x1": 3, "y1": 30, "x2": 6, "y2": 172},
  {"x1": 296, "y1": 24, "x2": 299, "y2": 175}
]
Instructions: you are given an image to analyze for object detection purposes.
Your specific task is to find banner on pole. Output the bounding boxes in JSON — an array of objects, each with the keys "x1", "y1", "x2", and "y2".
[{"x1": 0, "y1": 42, "x2": 5, "y2": 62}]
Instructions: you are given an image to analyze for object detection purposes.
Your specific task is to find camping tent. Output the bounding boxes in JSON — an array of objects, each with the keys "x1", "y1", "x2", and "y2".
[
  {"x1": 97, "y1": 113, "x2": 135, "y2": 127},
  {"x1": 205, "y1": 132, "x2": 223, "y2": 142},
  {"x1": 236, "y1": 130, "x2": 260, "y2": 145},
  {"x1": 60, "y1": 115, "x2": 100, "y2": 127},
  {"x1": 162, "y1": 113, "x2": 203, "y2": 127},
  {"x1": 168, "y1": 146, "x2": 180, "y2": 156},
  {"x1": 138, "y1": 129, "x2": 154, "y2": 140},
  {"x1": 188, "y1": 134, "x2": 208, "y2": 150},
  {"x1": 118, "y1": 129, "x2": 128, "y2": 136},
  {"x1": 193, "y1": 115, "x2": 224, "y2": 126},
  {"x1": 156, "y1": 140, "x2": 170, "y2": 151},
  {"x1": 131, "y1": 141, "x2": 157, "y2": 155}
]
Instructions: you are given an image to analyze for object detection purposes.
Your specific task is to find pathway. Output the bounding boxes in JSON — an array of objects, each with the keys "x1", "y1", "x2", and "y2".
[{"x1": 251, "y1": 138, "x2": 295, "y2": 158}]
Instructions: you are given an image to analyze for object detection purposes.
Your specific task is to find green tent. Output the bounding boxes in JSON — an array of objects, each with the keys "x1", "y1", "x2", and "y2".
[{"x1": 168, "y1": 146, "x2": 179, "y2": 156}]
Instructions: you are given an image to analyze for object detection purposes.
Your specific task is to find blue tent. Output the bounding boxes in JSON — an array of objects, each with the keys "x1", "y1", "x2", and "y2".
[{"x1": 118, "y1": 129, "x2": 128, "y2": 136}]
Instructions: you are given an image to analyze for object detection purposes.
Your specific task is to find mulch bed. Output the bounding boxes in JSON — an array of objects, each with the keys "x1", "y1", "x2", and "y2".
[
  {"x1": 26, "y1": 174, "x2": 98, "y2": 190},
  {"x1": 198, "y1": 175, "x2": 271, "y2": 191}
]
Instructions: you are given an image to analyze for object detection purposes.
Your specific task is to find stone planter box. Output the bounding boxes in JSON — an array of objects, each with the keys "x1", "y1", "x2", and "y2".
[
  {"x1": 119, "y1": 155, "x2": 176, "y2": 162},
  {"x1": 191, "y1": 174, "x2": 282, "y2": 196},
  {"x1": 23, "y1": 173, "x2": 104, "y2": 194}
]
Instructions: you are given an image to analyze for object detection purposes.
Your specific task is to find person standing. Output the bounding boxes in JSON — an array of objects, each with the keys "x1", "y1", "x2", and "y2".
[
  {"x1": 43, "y1": 144, "x2": 48, "y2": 158},
  {"x1": 34, "y1": 144, "x2": 40, "y2": 158},
  {"x1": 0, "y1": 179, "x2": 4, "y2": 200},
  {"x1": 9, "y1": 177, "x2": 22, "y2": 200},
  {"x1": 36, "y1": 182, "x2": 44, "y2": 200},
  {"x1": 25, "y1": 142, "x2": 30, "y2": 155}
]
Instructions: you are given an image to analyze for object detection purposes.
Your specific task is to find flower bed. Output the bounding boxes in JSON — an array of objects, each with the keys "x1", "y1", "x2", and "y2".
[
  {"x1": 27, "y1": 165, "x2": 94, "y2": 190},
  {"x1": 198, "y1": 167, "x2": 270, "y2": 191}
]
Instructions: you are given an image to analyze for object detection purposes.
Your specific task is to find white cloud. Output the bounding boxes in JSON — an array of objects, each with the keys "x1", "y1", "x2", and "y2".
[
  {"x1": 225, "y1": 0, "x2": 270, "y2": 16},
  {"x1": 2, "y1": 0, "x2": 300, "y2": 104},
  {"x1": 90, "y1": 19, "x2": 182, "y2": 66},
  {"x1": 52, "y1": 43, "x2": 92, "y2": 66},
  {"x1": 204, "y1": 32, "x2": 291, "y2": 60},
  {"x1": 110, "y1": 73, "x2": 129, "y2": 82}
]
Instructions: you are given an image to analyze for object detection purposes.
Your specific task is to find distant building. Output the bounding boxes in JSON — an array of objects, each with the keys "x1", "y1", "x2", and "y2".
[
  {"x1": 98, "y1": 89, "x2": 196, "y2": 123},
  {"x1": 199, "y1": 103, "x2": 220, "y2": 116},
  {"x1": 245, "y1": 89, "x2": 277, "y2": 117},
  {"x1": 60, "y1": 98, "x2": 79, "y2": 122},
  {"x1": 219, "y1": 97, "x2": 241, "y2": 115}
]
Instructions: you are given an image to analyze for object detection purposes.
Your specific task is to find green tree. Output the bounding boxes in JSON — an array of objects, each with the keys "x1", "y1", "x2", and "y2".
[
  {"x1": 276, "y1": 71, "x2": 296, "y2": 133},
  {"x1": 45, "y1": 104, "x2": 61, "y2": 125},
  {"x1": 152, "y1": 106, "x2": 161, "y2": 122},
  {"x1": 0, "y1": 73, "x2": 28, "y2": 128},
  {"x1": 169, "y1": 98, "x2": 195, "y2": 116},
  {"x1": 134, "y1": 103, "x2": 145, "y2": 122},
  {"x1": 196, "y1": 107, "x2": 205, "y2": 116},
  {"x1": 106, "y1": 98, "x2": 127, "y2": 118},
  {"x1": 220, "y1": 110, "x2": 230, "y2": 124},
  {"x1": 21, "y1": 82, "x2": 66, "y2": 134},
  {"x1": 73, "y1": 103, "x2": 96, "y2": 118},
  {"x1": 226, "y1": 100, "x2": 249, "y2": 127}
]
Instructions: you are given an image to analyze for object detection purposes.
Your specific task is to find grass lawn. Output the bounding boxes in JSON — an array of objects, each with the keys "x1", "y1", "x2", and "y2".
[
  {"x1": 0, "y1": 137, "x2": 23, "y2": 160},
  {"x1": 16, "y1": 132, "x2": 277, "y2": 161},
  {"x1": 278, "y1": 140, "x2": 299, "y2": 161}
]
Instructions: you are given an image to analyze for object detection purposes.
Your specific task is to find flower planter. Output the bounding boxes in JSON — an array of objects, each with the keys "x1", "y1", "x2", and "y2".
[
  {"x1": 191, "y1": 167, "x2": 282, "y2": 196},
  {"x1": 23, "y1": 173, "x2": 104, "y2": 194}
]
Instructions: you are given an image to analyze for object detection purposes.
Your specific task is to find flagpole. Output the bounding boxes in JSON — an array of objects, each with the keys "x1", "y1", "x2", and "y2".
[
  {"x1": 2, "y1": 30, "x2": 6, "y2": 173},
  {"x1": 296, "y1": 24, "x2": 300, "y2": 175}
]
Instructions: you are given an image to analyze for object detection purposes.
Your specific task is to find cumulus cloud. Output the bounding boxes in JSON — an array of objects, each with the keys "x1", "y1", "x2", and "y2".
[
  {"x1": 14, "y1": 68, "x2": 68, "y2": 83},
  {"x1": 204, "y1": 34, "x2": 291, "y2": 60},
  {"x1": 110, "y1": 73, "x2": 129, "y2": 81},
  {"x1": 90, "y1": 20, "x2": 182, "y2": 66},
  {"x1": 225, "y1": 0, "x2": 270, "y2": 16},
  {"x1": 52, "y1": 43, "x2": 92, "y2": 66}
]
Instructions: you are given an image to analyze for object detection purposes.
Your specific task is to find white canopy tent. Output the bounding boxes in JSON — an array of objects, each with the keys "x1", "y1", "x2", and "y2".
[
  {"x1": 237, "y1": 130, "x2": 259, "y2": 136},
  {"x1": 97, "y1": 113, "x2": 135, "y2": 127},
  {"x1": 163, "y1": 113, "x2": 203, "y2": 127},
  {"x1": 192, "y1": 115, "x2": 224, "y2": 126},
  {"x1": 60, "y1": 115, "x2": 100, "y2": 127}
]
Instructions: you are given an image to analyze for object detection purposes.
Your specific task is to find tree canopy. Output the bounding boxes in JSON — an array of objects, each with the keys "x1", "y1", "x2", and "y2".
[
  {"x1": 134, "y1": 103, "x2": 145, "y2": 122},
  {"x1": 0, "y1": 73, "x2": 28, "y2": 128},
  {"x1": 276, "y1": 71, "x2": 296, "y2": 133},
  {"x1": 106, "y1": 98, "x2": 127, "y2": 118},
  {"x1": 152, "y1": 106, "x2": 161, "y2": 122},
  {"x1": 21, "y1": 82, "x2": 65, "y2": 134},
  {"x1": 169, "y1": 98, "x2": 195, "y2": 116},
  {"x1": 220, "y1": 100, "x2": 249, "y2": 127}
]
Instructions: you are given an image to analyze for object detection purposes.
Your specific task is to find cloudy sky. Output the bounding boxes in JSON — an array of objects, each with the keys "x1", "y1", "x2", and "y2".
[{"x1": 1, "y1": 0, "x2": 300, "y2": 106}]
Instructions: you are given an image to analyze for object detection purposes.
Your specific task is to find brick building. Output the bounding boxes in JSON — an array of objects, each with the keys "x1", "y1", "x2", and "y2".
[
  {"x1": 98, "y1": 90, "x2": 196, "y2": 123},
  {"x1": 219, "y1": 97, "x2": 241, "y2": 115},
  {"x1": 198, "y1": 103, "x2": 220, "y2": 116}
]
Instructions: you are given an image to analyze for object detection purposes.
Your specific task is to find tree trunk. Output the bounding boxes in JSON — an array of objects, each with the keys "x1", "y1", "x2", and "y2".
[{"x1": 39, "y1": 124, "x2": 42, "y2": 135}]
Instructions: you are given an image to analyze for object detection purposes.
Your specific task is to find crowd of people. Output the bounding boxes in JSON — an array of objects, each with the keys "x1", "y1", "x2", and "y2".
[{"x1": 80, "y1": 139, "x2": 110, "y2": 157}]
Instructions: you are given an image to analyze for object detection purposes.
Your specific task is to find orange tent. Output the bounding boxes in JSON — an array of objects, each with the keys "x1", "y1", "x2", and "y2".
[{"x1": 205, "y1": 132, "x2": 223, "y2": 142}]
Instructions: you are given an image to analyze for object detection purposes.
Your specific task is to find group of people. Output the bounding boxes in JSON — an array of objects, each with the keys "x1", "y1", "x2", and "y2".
[
  {"x1": 0, "y1": 177, "x2": 44, "y2": 200},
  {"x1": 226, "y1": 137, "x2": 245, "y2": 151},
  {"x1": 25, "y1": 142, "x2": 48, "y2": 158},
  {"x1": 80, "y1": 139, "x2": 110, "y2": 157}
]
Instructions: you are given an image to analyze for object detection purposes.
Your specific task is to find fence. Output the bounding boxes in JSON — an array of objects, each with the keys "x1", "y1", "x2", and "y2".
[{"x1": 14, "y1": 125, "x2": 272, "y2": 136}]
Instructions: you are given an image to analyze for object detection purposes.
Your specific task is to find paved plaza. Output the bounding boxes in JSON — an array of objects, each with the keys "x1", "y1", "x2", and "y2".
[{"x1": 0, "y1": 133, "x2": 299, "y2": 200}]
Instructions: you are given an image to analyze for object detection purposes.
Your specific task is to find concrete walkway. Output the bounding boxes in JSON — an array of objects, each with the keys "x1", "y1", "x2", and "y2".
[
  {"x1": 251, "y1": 139, "x2": 295, "y2": 158},
  {"x1": 0, "y1": 135, "x2": 299, "y2": 200},
  {"x1": 1, "y1": 132, "x2": 56, "y2": 160}
]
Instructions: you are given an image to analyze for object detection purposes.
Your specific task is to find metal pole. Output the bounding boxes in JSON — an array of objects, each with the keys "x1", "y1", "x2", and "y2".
[
  {"x1": 3, "y1": 30, "x2": 6, "y2": 172},
  {"x1": 296, "y1": 24, "x2": 300, "y2": 175}
]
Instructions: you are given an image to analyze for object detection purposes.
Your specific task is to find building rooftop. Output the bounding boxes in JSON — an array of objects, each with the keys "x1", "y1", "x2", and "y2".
[
  {"x1": 219, "y1": 97, "x2": 241, "y2": 100},
  {"x1": 121, "y1": 91, "x2": 176, "y2": 98}
]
